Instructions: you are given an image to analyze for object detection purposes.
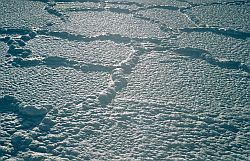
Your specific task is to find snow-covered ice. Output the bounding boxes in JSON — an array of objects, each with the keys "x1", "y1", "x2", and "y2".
[{"x1": 0, "y1": 0, "x2": 249, "y2": 160}]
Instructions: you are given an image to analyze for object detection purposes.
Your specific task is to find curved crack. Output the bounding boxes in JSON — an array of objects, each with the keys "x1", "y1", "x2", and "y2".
[
  {"x1": 176, "y1": 0, "x2": 250, "y2": 7},
  {"x1": 52, "y1": 0, "x2": 143, "y2": 7},
  {"x1": 179, "y1": 27, "x2": 250, "y2": 40},
  {"x1": 26, "y1": 0, "x2": 67, "y2": 22},
  {"x1": 178, "y1": 0, "x2": 250, "y2": 27},
  {"x1": 0, "y1": 28, "x2": 32, "y2": 35},
  {"x1": 37, "y1": 30, "x2": 132, "y2": 44},
  {"x1": 1, "y1": 1, "x2": 249, "y2": 160},
  {"x1": 6, "y1": 56, "x2": 115, "y2": 73},
  {"x1": 63, "y1": 4, "x2": 180, "y2": 14},
  {"x1": 36, "y1": 29, "x2": 164, "y2": 45},
  {"x1": 174, "y1": 47, "x2": 250, "y2": 74},
  {"x1": 1, "y1": 27, "x2": 248, "y2": 77},
  {"x1": 45, "y1": 5, "x2": 67, "y2": 21},
  {"x1": 145, "y1": 5, "x2": 179, "y2": 11}
]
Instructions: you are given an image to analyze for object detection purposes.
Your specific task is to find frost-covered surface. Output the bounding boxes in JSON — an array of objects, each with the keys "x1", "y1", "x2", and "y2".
[
  {"x1": 184, "y1": 3, "x2": 250, "y2": 32},
  {"x1": 0, "y1": 0, "x2": 61, "y2": 28},
  {"x1": 51, "y1": 11, "x2": 168, "y2": 38},
  {"x1": 26, "y1": 36, "x2": 132, "y2": 65},
  {"x1": 0, "y1": 0, "x2": 249, "y2": 160},
  {"x1": 173, "y1": 32, "x2": 250, "y2": 66}
]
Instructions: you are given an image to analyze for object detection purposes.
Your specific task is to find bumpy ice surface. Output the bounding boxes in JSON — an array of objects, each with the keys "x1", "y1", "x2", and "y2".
[{"x1": 0, "y1": 0, "x2": 249, "y2": 160}]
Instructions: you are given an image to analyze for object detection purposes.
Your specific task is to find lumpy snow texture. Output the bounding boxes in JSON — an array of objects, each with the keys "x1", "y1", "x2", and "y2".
[{"x1": 0, "y1": 0, "x2": 249, "y2": 160}]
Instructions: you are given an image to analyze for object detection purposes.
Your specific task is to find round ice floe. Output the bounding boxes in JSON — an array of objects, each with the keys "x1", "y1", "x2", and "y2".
[{"x1": 18, "y1": 104, "x2": 48, "y2": 116}]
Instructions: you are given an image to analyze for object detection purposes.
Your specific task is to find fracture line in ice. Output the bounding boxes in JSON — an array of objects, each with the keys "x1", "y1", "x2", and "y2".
[
  {"x1": 6, "y1": 56, "x2": 114, "y2": 73},
  {"x1": 174, "y1": 47, "x2": 250, "y2": 74}
]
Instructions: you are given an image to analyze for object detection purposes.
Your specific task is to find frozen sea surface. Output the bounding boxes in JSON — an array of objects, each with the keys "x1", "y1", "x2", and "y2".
[{"x1": 0, "y1": 0, "x2": 249, "y2": 160}]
